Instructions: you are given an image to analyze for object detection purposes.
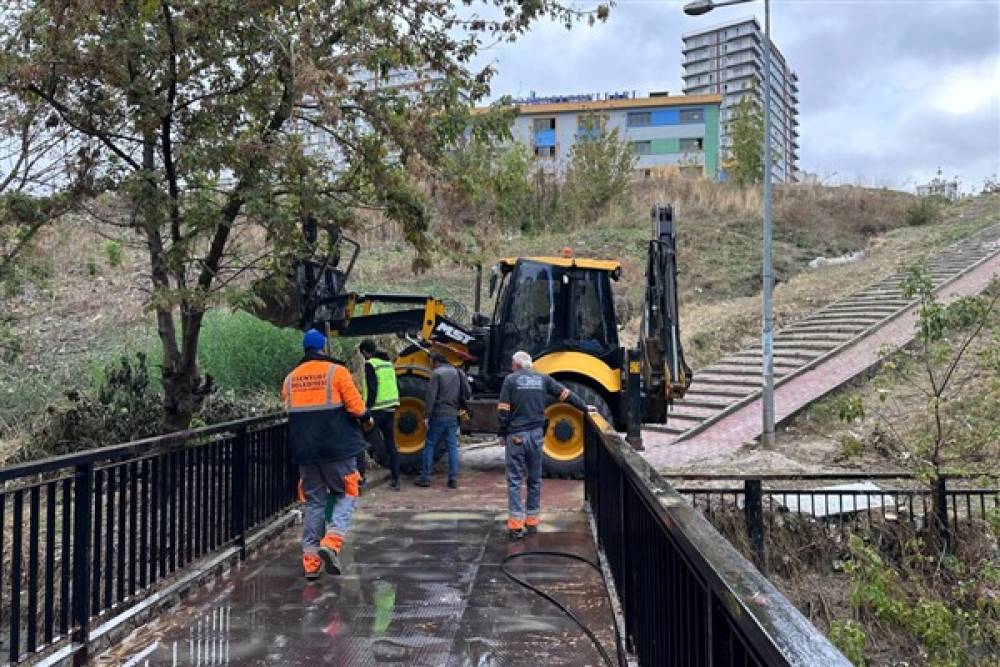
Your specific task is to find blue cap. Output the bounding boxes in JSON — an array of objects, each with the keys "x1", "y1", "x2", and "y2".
[{"x1": 303, "y1": 329, "x2": 326, "y2": 352}]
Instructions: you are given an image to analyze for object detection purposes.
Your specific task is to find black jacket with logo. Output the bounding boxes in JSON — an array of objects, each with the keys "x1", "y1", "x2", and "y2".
[{"x1": 497, "y1": 369, "x2": 587, "y2": 435}]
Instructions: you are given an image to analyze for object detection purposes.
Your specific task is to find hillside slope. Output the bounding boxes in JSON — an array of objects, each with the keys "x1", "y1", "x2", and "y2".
[{"x1": 2, "y1": 180, "x2": 997, "y2": 449}]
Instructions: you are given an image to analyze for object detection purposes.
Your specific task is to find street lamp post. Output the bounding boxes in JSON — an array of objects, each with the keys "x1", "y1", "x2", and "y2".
[{"x1": 684, "y1": 0, "x2": 775, "y2": 448}]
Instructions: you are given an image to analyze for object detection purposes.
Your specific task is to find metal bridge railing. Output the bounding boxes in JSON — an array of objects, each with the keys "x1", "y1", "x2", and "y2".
[
  {"x1": 0, "y1": 414, "x2": 293, "y2": 665},
  {"x1": 672, "y1": 473, "x2": 1000, "y2": 565},
  {"x1": 583, "y1": 417, "x2": 849, "y2": 667}
]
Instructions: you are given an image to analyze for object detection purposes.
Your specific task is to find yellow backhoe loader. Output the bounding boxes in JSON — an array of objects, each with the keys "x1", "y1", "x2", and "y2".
[{"x1": 280, "y1": 206, "x2": 691, "y2": 478}]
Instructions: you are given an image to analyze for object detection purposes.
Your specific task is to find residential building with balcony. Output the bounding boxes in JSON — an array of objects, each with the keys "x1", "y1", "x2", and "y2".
[{"x1": 681, "y1": 16, "x2": 799, "y2": 182}]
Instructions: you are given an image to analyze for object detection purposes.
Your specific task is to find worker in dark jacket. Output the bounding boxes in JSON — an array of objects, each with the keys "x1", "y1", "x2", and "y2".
[
  {"x1": 497, "y1": 350, "x2": 590, "y2": 539},
  {"x1": 283, "y1": 329, "x2": 372, "y2": 579},
  {"x1": 416, "y1": 352, "x2": 470, "y2": 489},
  {"x1": 360, "y1": 339, "x2": 401, "y2": 491}
]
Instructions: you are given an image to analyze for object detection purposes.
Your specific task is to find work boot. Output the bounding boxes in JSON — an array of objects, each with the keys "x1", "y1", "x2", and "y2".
[
  {"x1": 390, "y1": 478, "x2": 401, "y2": 492},
  {"x1": 525, "y1": 525, "x2": 538, "y2": 535},
  {"x1": 302, "y1": 553, "x2": 322, "y2": 580},
  {"x1": 525, "y1": 517, "x2": 539, "y2": 535},
  {"x1": 319, "y1": 535, "x2": 343, "y2": 575},
  {"x1": 415, "y1": 477, "x2": 430, "y2": 488},
  {"x1": 447, "y1": 478, "x2": 458, "y2": 490},
  {"x1": 507, "y1": 528, "x2": 525, "y2": 541}
]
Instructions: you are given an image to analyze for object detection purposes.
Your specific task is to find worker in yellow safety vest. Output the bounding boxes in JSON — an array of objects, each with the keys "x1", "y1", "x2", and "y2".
[{"x1": 360, "y1": 339, "x2": 401, "y2": 491}]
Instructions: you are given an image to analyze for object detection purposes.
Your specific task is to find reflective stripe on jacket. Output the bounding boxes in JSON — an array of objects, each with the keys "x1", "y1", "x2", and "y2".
[
  {"x1": 363, "y1": 358, "x2": 400, "y2": 410},
  {"x1": 282, "y1": 353, "x2": 368, "y2": 464}
]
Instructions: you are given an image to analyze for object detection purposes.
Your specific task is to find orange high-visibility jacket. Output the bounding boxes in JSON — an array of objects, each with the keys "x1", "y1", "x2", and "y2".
[{"x1": 282, "y1": 354, "x2": 368, "y2": 464}]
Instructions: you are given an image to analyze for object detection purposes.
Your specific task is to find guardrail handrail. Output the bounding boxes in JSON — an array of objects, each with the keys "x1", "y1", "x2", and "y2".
[
  {"x1": 584, "y1": 416, "x2": 849, "y2": 666},
  {"x1": 0, "y1": 413, "x2": 285, "y2": 483},
  {"x1": 1, "y1": 413, "x2": 293, "y2": 665}
]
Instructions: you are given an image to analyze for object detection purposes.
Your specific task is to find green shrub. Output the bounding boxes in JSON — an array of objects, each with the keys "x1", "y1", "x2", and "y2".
[
  {"x1": 14, "y1": 354, "x2": 162, "y2": 462},
  {"x1": 194, "y1": 310, "x2": 345, "y2": 393},
  {"x1": 829, "y1": 619, "x2": 867, "y2": 666},
  {"x1": 839, "y1": 433, "x2": 864, "y2": 458},
  {"x1": 906, "y1": 198, "x2": 942, "y2": 226},
  {"x1": 104, "y1": 240, "x2": 124, "y2": 267}
]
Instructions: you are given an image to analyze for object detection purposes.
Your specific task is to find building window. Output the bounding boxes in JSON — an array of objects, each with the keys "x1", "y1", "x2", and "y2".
[
  {"x1": 533, "y1": 118, "x2": 555, "y2": 131},
  {"x1": 533, "y1": 145, "x2": 556, "y2": 158},
  {"x1": 577, "y1": 113, "x2": 606, "y2": 136},
  {"x1": 679, "y1": 138, "x2": 704, "y2": 152},
  {"x1": 627, "y1": 112, "x2": 651, "y2": 128},
  {"x1": 679, "y1": 109, "x2": 704, "y2": 123},
  {"x1": 632, "y1": 141, "x2": 652, "y2": 156}
]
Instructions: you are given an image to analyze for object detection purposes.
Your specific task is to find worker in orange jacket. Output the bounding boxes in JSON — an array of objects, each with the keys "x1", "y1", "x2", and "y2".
[{"x1": 283, "y1": 329, "x2": 372, "y2": 580}]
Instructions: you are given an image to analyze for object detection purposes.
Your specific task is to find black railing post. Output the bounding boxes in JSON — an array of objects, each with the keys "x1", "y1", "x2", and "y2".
[
  {"x1": 934, "y1": 476, "x2": 951, "y2": 553},
  {"x1": 231, "y1": 426, "x2": 249, "y2": 559},
  {"x1": 70, "y1": 462, "x2": 94, "y2": 666},
  {"x1": 625, "y1": 348, "x2": 644, "y2": 451},
  {"x1": 744, "y1": 479, "x2": 766, "y2": 573}
]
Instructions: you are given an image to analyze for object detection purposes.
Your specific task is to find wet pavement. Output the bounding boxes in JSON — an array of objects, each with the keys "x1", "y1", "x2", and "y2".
[{"x1": 106, "y1": 458, "x2": 618, "y2": 666}]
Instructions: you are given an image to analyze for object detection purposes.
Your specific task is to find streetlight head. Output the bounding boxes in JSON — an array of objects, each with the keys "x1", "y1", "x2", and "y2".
[{"x1": 683, "y1": 0, "x2": 715, "y2": 16}]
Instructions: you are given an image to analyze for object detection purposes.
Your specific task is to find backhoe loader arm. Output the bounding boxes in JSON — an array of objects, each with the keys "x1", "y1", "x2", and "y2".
[{"x1": 639, "y1": 205, "x2": 692, "y2": 423}]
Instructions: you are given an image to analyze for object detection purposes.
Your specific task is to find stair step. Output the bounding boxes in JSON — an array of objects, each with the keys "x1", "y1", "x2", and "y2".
[
  {"x1": 773, "y1": 341, "x2": 839, "y2": 351},
  {"x1": 733, "y1": 349, "x2": 817, "y2": 361},
  {"x1": 806, "y1": 312, "x2": 889, "y2": 321},
  {"x1": 775, "y1": 332, "x2": 854, "y2": 341},
  {"x1": 702, "y1": 365, "x2": 791, "y2": 378},
  {"x1": 835, "y1": 300, "x2": 910, "y2": 309},
  {"x1": 818, "y1": 310, "x2": 897, "y2": 319},
  {"x1": 695, "y1": 374, "x2": 765, "y2": 387},
  {"x1": 665, "y1": 411, "x2": 707, "y2": 424},
  {"x1": 786, "y1": 318, "x2": 876, "y2": 327},
  {"x1": 782, "y1": 323, "x2": 870, "y2": 334},
  {"x1": 675, "y1": 396, "x2": 740, "y2": 410},
  {"x1": 714, "y1": 358, "x2": 800, "y2": 370},
  {"x1": 684, "y1": 386, "x2": 752, "y2": 399},
  {"x1": 668, "y1": 404, "x2": 720, "y2": 419},
  {"x1": 822, "y1": 304, "x2": 900, "y2": 312}
]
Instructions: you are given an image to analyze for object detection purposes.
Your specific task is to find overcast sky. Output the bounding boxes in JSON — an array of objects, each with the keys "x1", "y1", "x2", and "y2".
[{"x1": 474, "y1": 0, "x2": 1000, "y2": 192}]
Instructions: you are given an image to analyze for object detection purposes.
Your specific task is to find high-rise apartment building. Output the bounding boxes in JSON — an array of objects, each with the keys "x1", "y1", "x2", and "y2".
[{"x1": 681, "y1": 16, "x2": 799, "y2": 182}]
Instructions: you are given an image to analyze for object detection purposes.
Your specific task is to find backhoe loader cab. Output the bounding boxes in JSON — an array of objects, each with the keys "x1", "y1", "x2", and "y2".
[
  {"x1": 463, "y1": 255, "x2": 628, "y2": 477},
  {"x1": 486, "y1": 257, "x2": 623, "y2": 384}
]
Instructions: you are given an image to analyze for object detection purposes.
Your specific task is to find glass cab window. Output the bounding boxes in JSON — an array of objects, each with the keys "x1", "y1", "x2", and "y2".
[{"x1": 491, "y1": 260, "x2": 618, "y2": 373}]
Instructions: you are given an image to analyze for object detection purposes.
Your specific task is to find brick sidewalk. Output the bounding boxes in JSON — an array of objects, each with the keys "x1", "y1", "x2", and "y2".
[{"x1": 642, "y1": 251, "x2": 1000, "y2": 470}]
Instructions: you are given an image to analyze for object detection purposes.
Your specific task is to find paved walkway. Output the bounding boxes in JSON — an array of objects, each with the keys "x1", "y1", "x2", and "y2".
[
  {"x1": 104, "y1": 464, "x2": 618, "y2": 666},
  {"x1": 643, "y1": 244, "x2": 1000, "y2": 470}
]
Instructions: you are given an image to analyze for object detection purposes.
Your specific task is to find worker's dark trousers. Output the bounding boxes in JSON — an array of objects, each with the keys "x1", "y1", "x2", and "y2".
[
  {"x1": 505, "y1": 427, "x2": 544, "y2": 528},
  {"x1": 373, "y1": 409, "x2": 400, "y2": 482}
]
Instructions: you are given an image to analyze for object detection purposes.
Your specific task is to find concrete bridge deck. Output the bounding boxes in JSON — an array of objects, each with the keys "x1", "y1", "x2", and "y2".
[{"x1": 103, "y1": 465, "x2": 618, "y2": 666}]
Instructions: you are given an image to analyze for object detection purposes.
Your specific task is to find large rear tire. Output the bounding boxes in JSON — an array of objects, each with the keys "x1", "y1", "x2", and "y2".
[
  {"x1": 542, "y1": 380, "x2": 612, "y2": 480},
  {"x1": 389, "y1": 374, "x2": 445, "y2": 476}
]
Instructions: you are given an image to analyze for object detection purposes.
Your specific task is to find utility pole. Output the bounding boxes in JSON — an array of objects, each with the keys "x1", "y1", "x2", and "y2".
[
  {"x1": 761, "y1": 0, "x2": 775, "y2": 448},
  {"x1": 683, "y1": 0, "x2": 776, "y2": 447}
]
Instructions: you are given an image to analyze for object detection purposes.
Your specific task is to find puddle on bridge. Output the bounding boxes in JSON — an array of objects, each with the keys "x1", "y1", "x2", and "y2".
[{"x1": 105, "y1": 473, "x2": 618, "y2": 667}]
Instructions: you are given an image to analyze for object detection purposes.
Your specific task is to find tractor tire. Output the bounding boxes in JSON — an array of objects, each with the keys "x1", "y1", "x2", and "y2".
[
  {"x1": 389, "y1": 374, "x2": 446, "y2": 476},
  {"x1": 542, "y1": 380, "x2": 612, "y2": 480}
]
